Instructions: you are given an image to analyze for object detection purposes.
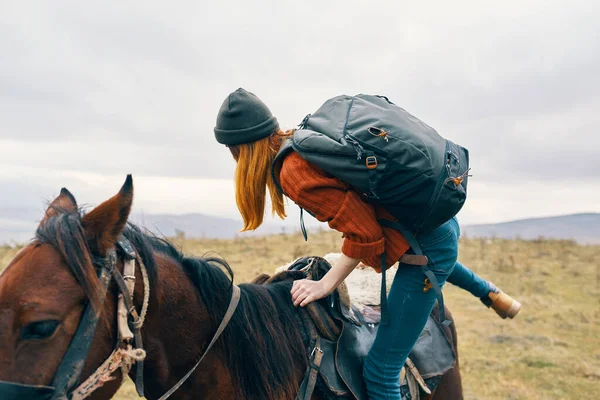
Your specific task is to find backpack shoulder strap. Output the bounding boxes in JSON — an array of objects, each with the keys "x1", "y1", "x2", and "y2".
[
  {"x1": 271, "y1": 136, "x2": 296, "y2": 196},
  {"x1": 271, "y1": 136, "x2": 310, "y2": 242},
  {"x1": 378, "y1": 220, "x2": 451, "y2": 327}
]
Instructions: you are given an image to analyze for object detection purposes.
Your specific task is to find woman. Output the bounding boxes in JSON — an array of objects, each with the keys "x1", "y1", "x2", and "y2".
[{"x1": 214, "y1": 88, "x2": 521, "y2": 399}]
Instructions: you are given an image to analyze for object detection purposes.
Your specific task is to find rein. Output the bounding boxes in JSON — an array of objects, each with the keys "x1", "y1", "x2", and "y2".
[{"x1": 157, "y1": 284, "x2": 241, "y2": 400}]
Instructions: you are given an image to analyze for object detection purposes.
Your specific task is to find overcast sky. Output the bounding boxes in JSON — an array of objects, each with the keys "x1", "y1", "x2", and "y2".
[{"x1": 1, "y1": 0, "x2": 598, "y2": 229}]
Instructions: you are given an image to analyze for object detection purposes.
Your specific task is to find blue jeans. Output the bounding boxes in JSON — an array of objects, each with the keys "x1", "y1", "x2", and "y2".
[
  {"x1": 448, "y1": 260, "x2": 491, "y2": 298},
  {"x1": 363, "y1": 217, "x2": 490, "y2": 399}
]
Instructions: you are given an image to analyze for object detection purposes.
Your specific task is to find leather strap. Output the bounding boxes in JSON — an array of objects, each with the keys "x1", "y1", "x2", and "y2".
[
  {"x1": 296, "y1": 308, "x2": 319, "y2": 400},
  {"x1": 405, "y1": 358, "x2": 431, "y2": 395},
  {"x1": 305, "y1": 303, "x2": 340, "y2": 341},
  {"x1": 157, "y1": 284, "x2": 241, "y2": 400},
  {"x1": 296, "y1": 337, "x2": 323, "y2": 400},
  {"x1": 124, "y1": 254, "x2": 145, "y2": 397},
  {"x1": 133, "y1": 329, "x2": 145, "y2": 395},
  {"x1": 110, "y1": 258, "x2": 146, "y2": 396},
  {"x1": 399, "y1": 254, "x2": 429, "y2": 266},
  {"x1": 50, "y1": 251, "x2": 114, "y2": 400},
  {"x1": 116, "y1": 237, "x2": 136, "y2": 260}
]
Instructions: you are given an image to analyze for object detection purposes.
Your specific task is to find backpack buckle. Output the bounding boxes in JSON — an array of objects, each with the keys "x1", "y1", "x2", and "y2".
[{"x1": 366, "y1": 156, "x2": 378, "y2": 169}]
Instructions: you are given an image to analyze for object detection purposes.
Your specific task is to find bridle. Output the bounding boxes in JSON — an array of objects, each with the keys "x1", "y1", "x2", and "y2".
[
  {"x1": 0, "y1": 236, "x2": 241, "y2": 400},
  {"x1": 68, "y1": 238, "x2": 149, "y2": 399}
]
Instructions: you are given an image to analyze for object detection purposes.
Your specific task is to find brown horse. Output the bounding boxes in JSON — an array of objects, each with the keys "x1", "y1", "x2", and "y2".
[{"x1": 0, "y1": 176, "x2": 462, "y2": 399}]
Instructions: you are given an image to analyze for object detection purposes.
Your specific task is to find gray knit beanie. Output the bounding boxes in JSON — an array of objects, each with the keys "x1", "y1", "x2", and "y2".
[{"x1": 214, "y1": 88, "x2": 279, "y2": 146}]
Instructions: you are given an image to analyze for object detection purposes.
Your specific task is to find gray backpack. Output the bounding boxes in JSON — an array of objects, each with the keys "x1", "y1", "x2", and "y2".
[
  {"x1": 274, "y1": 94, "x2": 470, "y2": 235},
  {"x1": 272, "y1": 94, "x2": 471, "y2": 324}
]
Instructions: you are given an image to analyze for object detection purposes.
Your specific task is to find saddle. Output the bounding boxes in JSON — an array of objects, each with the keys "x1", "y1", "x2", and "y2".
[{"x1": 285, "y1": 257, "x2": 457, "y2": 400}]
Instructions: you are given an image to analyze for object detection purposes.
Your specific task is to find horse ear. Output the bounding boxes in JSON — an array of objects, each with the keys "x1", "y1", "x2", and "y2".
[
  {"x1": 40, "y1": 188, "x2": 78, "y2": 225},
  {"x1": 82, "y1": 175, "x2": 134, "y2": 255}
]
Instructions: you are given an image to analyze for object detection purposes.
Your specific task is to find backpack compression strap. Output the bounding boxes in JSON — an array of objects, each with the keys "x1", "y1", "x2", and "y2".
[
  {"x1": 380, "y1": 253, "x2": 389, "y2": 325},
  {"x1": 299, "y1": 207, "x2": 308, "y2": 241},
  {"x1": 378, "y1": 220, "x2": 451, "y2": 326}
]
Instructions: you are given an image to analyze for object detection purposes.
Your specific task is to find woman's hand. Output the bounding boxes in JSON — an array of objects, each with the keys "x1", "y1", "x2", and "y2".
[
  {"x1": 291, "y1": 279, "x2": 331, "y2": 307},
  {"x1": 290, "y1": 253, "x2": 362, "y2": 307}
]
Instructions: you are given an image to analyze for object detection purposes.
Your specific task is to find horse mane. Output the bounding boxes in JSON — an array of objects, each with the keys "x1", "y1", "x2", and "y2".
[
  {"x1": 36, "y1": 211, "x2": 306, "y2": 399},
  {"x1": 123, "y1": 224, "x2": 307, "y2": 399}
]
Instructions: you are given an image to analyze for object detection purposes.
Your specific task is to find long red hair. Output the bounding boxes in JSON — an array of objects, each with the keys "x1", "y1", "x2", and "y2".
[{"x1": 229, "y1": 130, "x2": 292, "y2": 231}]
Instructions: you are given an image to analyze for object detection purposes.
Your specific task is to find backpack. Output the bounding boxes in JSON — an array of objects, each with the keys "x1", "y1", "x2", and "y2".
[
  {"x1": 273, "y1": 93, "x2": 470, "y2": 235},
  {"x1": 272, "y1": 94, "x2": 471, "y2": 325}
]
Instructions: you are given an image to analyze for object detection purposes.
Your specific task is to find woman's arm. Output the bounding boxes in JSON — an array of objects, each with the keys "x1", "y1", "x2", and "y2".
[
  {"x1": 291, "y1": 253, "x2": 361, "y2": 307},
  {"x1": 279, "y1": 152, "x2": 387, "y2": 306}
]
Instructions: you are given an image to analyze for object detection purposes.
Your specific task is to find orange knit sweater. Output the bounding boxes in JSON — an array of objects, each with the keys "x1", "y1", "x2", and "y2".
[{"x1": 278, "y1": 152, "x2": 410, "y2": 271}]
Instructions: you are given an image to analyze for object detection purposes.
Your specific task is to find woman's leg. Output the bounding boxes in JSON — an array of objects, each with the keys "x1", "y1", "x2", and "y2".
[
  {"x1": 446, "y1": 260, "x2": 492, "y2": 298},
  {"x1": 442, "y1": 217, "x2": 493, "y2": 298},
  {"x1": 363, "y1": 218, "x2": 460, "y2": 399},
  {"x1": 445, "y1": 218, "x2": 521, "y2": 318}
]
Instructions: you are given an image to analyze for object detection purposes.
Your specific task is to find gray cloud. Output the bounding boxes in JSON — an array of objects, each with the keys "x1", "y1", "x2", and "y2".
[{"x1": 0, "y1": 0, "x2": 598, "y2": 220}]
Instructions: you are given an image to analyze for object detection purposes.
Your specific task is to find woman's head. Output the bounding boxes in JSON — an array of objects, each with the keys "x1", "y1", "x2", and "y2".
[{"x1": 214, "y1": 88, "x2": 289, "y2": 231}]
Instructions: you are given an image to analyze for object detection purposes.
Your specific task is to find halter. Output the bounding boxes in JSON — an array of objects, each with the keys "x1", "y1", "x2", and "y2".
[
  {"x1": 50, "y1": 237, "x2": 149, "y2": 400},
  {"x1": 0, "y1": 236, "x2": 240, "y2": 400}
]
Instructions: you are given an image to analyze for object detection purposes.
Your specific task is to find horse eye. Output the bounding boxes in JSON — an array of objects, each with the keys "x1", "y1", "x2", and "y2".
[{"x1": 20, "y1": 320, "x2": 60, "y2": 340}]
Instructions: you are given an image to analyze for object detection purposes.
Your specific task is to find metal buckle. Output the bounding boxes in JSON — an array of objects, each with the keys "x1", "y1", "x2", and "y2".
[
  {"x1": 300, "y1": 257, "x2": 317, "y2": 273},
  {"x1": 310, "y1": 346, "x2": 323, "y2": 359},
  {"x1": 423, "y1": 278, "x2": 432, "y2": 293},
  {"x1": 117, "y1": 236, "x2": 136, "y2": 260},
  {"x1": 366, "y1": 155, "x2": 378, "y2": 169}
]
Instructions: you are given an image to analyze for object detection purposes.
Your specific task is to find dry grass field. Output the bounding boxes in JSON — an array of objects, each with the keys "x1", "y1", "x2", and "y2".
[{"x1": 1, "y1": 230, "x2": 599, "y2": 399}]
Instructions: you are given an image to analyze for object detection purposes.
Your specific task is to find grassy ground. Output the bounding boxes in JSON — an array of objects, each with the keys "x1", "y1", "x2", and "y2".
[{"x1": 1, "y1": 231, "x2": 598, "y2": 399}]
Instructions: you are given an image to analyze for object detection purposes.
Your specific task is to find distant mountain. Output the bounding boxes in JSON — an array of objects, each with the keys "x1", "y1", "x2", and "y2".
[
  {"x1": 1, "y1": 208, "x2": 598, "y2": 245},
  {"x1": 0, "y1": 208, "x2": 304, "y2": 244},
  {"x1": 462, "y1": 213, "x2": 600, "y2": 244},
  {"x1": 130, "y1": 212, "x2": 295, "y2": 239}
]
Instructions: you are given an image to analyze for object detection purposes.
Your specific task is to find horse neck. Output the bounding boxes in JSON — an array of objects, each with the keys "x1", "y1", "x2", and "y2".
[{"x1": 135, "y1": 252, "x2": 236, "y2": 399}]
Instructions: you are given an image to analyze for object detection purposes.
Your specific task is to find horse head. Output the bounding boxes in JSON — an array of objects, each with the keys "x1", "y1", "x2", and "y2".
[{"x1": 0, "y1": 176, "x2": 134, "y2": 399}]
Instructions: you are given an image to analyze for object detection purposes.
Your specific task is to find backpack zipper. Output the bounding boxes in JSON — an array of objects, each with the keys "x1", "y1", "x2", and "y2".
[
  {"x1": 419, "y1": 141, "x2": 453, "y2": 231},
  {"x1": 345, "y1": 135, "x2": 364, "y2": 160},
  {"x1": 347, "y1": 134, "x2": 387, "y2": 157},
  {"x1": 368, "y1": 126, "x2": 389, "y2": 142},
  {"x1": 298, "y1": 114, "x2": 311, "y2": 129}
]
